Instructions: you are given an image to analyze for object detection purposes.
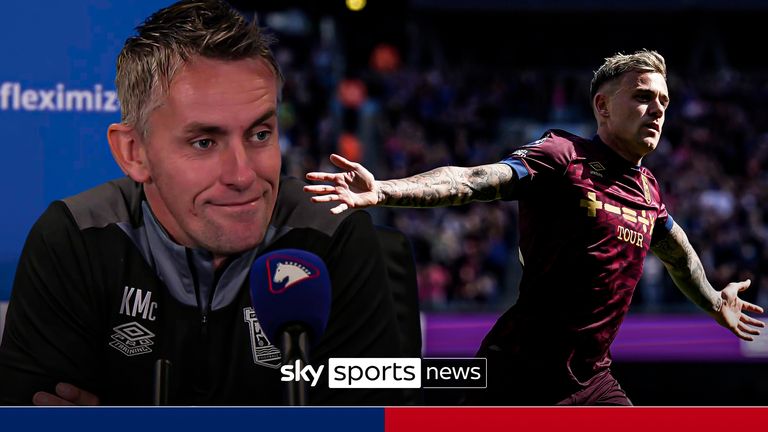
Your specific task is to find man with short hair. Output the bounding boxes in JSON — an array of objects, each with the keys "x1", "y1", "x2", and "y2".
[
  {"x1": 0, "y1": 0, "x2": 404, "y2": 405},
  {"x1": 305, "y1": 49, "x2": 765, "y2": 405}
]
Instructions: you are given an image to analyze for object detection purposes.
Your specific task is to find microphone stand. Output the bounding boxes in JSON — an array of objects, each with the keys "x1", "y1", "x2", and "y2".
[
  {"x1": 281, "y1": 323, "x2": 310, "y2": 406},
  {"x1": 153, "y1": 359, "x2": 172, "y2": 406}
]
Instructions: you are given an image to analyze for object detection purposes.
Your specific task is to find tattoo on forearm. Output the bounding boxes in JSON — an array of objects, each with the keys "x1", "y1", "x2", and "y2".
[
  {"x1": 377, "y1": 164, "x2": 514, "y2": 207},
  {"x1": 651, "y1": 224, "x2": 717, "y2": 311}
]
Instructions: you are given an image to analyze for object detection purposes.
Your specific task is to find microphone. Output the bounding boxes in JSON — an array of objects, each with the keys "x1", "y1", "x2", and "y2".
[{"x1": 249, "y1": 249, "x2": 332, "y2": 405}]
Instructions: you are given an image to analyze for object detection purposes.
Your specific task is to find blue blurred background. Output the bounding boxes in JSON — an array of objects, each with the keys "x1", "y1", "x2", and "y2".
[{"x1": 1, "y1": 0, "x2": 767, "y2": 404}]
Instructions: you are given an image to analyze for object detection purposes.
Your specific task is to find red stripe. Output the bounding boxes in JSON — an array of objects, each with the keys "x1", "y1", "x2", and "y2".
[{"x1": 385, "y1": 407, "x2": 768, "y2": 432}]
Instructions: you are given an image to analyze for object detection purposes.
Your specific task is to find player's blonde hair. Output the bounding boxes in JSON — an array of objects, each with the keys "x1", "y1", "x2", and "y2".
[{"x1": 590, "y1": 49, "x2": 666, "y2": 100}]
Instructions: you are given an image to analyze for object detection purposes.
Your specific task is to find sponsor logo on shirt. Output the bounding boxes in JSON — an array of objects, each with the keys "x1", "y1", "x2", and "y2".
[
  {"x1": 243, "y1": 307, "x2": 282, "y2": 368},
  {"x1": 109, "y1": 322, "x2": 155, "y2": 357},
  {"x1": 580, "y1": 191, "x2": 656, "y2": 248}
]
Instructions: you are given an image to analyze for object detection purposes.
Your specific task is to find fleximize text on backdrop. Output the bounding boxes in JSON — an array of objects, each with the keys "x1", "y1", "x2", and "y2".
[{"x1": 0, "y1": 82, "x2": 118, "y2": 112}]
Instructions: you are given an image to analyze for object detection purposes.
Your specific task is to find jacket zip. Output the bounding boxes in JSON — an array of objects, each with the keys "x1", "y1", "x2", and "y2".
[
  {"x1": 185, "y1": 248, "x2": 209, "y2": 331},
  {"x1": 185, "y1": 248, "x2": 212, "y2": 401}
]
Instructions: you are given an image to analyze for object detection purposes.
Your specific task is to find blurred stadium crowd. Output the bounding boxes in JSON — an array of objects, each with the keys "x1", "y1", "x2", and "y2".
[{"x1": 252, "y1": 5, "x2": 767, "y2": 313}]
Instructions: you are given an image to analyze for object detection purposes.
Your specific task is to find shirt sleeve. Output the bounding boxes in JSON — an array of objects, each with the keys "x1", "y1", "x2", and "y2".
[
  {"x1": 0, "y1": 202, "x2": 104, "y2": 405},
  {"x1": 498, "y1": 132, "x2": 574, "y2": 200},
  {"x1": 651, "y1": 199, "x2": 675, "y2": 244}
]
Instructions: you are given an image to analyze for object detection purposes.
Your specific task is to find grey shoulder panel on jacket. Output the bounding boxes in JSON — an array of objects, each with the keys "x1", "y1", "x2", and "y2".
[
  {"x1": 61, "y1": 177, "x2": 143, "y2": 230},
  {"x1": 273, "y1": 176, "x2": 350, "y2": 237}
]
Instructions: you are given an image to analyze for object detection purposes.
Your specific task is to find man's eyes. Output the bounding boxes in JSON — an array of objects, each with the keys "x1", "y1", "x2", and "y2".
[
  {"x1": 251, "y1": 130, "x2": 272, "y2": 142},
  {"x1": 191, "y1": 138, "x2": 214, "y2": 150},
  {"x1": 188, "y1": 129, "x2": 272, "y2": 150},
  {"x1": 635, "y1": 93, "x2": 668, "y2": 106}
]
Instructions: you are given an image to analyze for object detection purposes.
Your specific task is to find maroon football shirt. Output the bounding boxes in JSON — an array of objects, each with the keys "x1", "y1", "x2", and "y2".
[{"x1": 483, "y1": 129, "x2": 673, "y2": 391}]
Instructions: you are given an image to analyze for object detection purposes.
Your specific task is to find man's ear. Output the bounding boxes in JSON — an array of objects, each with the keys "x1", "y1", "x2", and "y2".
[
  {"x1": 108, "y1": 123, "x2": 151, "y2": 183},
  {"x1": 594, "y1": 93, "x2": 610, "y2": 118}
]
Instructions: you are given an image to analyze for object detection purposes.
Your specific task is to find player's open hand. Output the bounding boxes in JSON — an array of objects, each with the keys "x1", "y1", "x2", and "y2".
[
  {"x1": 305, "y1": 154, "x2": 380, "y2": 214},
  {"x1": 713, "y1": 279, "x2": 765, "y2": 341},
  {"x1": 33, "y1": 382, "x2": 100, "y2": 406}
]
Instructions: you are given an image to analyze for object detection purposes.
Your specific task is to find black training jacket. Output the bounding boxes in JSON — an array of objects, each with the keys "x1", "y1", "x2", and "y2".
[{"x1": 0, "y1": 176, "x2": 403, "y2": 405}]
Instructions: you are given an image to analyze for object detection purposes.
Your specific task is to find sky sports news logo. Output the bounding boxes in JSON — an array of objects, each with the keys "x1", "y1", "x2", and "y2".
[
  {"x1": 280, "y1": 358, "x2": 487, "y2": 389},
  {"x1": 0, "y1": 82, "x2": 119, "y2": 113}
]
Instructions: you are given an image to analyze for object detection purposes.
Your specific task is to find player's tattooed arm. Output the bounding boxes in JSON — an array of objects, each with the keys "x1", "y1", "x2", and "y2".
[
  {"x1": 377, "y1": 164, "x2": 515, "y2": 207},
  {"x1": 650, "y1": 222, "x2": 721, "y2": 312},
  {"x1": 652, "y1": 222, "x2": 765, "y2": 340},
  {"x1": 306, "y1": 154, "x2": 514, "y2": 214}
]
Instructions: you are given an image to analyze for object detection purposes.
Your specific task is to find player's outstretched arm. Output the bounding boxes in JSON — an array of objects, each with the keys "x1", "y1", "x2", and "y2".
[
  {"x1": 305, "y1": 154, "x2": 514, "y2": 214},
  {"x1": 651, "y1": 222, "x2": 765, "y2": 340}
]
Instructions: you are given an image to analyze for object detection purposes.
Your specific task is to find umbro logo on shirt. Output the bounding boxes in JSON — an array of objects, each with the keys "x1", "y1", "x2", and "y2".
[
  {"x1": 588, "y1": 161, "x2": 606, "y2": 177},
  {"x1": 110, "y1": 286, "x2": 158, "y2": 357},
  {"x1": 109, "y1": 322, "x2": 155, "y2": 357},
  {"x1": 588, "y1": 161, "x2": 606, "y2": 171}
]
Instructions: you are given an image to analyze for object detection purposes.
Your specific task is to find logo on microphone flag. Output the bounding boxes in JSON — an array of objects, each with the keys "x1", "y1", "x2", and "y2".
[
  {"x1": 250, "y1": 249, "x2": 333, "y2": 350},
  {"x1": 266, "y1": 254, "x2": 321, "y2": 293}
]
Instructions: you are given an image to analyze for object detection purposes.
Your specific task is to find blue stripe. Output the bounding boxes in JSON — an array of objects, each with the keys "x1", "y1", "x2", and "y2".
[
  {"x1": 499, "y1": 159, "x2": 530, "y2": 180},
  {"x1": 0, "y1": 408, "x2": 384, "y2": 432},
  {"x1": 664, "y1": 214, "x2": 675, "y2": 231}
]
